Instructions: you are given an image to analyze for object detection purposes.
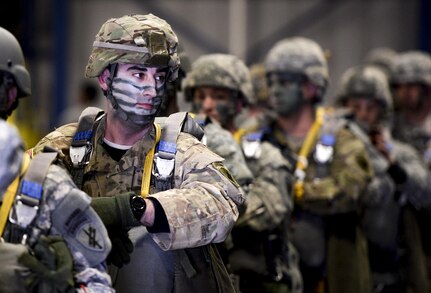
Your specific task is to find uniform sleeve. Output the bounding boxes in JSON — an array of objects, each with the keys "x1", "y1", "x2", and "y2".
[
  {"x1": 237, "y1": 142, "x2": 294, "y2": 232},
  {"x1": 148, "y1": 133, "x2": 244, "y2": 250},
  {"x1": 39, "y1": 165, "x2": 114, "y2": 292},
  {"x1": 302, "y1": 128, "x2": 373, "y2": 214},
  {"x1": 394, "y1": 143, "x2": 430, "y2": 208}
]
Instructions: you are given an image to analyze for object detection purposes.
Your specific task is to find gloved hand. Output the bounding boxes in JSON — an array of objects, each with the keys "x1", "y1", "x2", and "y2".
[
  {"x1": 106, "y1": 229, "x2": 134, "y2": 268},
  {"x1": 91, "y1": 193, "x2": 140, "y2": 229},
  {"x1": 17, "y1": 235, "x2": 75, "y2": 292},
  {"x1": 91, "y1": 193, "x2": 139, "y2": 268}
]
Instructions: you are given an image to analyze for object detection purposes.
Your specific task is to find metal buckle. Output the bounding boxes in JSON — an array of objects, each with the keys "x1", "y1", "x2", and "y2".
[
  {"x1": 8, "y1": 195, "x2": 39, "y2": 229},
  {"x1": 153, "y1": 154, "x2": 175, "y2": 181},
  {"x1": 242, "y1": 140, "x2": 262, "y2": 158},
  {"x1": 70, "y1": 142, "x2": 92, "y2": 168}
]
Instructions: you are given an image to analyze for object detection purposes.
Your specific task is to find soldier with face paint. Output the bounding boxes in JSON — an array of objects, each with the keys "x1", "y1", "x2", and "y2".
[
  {"x1": 183, "y1": 54, "x2": 301, "y2": 293},
  {"x1": 30, "y1": 14, "x2": 244, "y2": 293},
  {"x1": 263, "y1": 37, "x2": 373, "y2": 293}
]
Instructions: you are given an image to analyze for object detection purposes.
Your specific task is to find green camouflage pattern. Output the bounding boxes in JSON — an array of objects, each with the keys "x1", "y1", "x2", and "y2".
[
  {"x1": 203, "y1": 120, "x2": 254, "y2": 186},
  {"x1": 31, "y1": 116, "x2": 244, "y2": 250},
  {"x1": 85, "y1": 14, "x2": 180, "y2": 81},
  {"x1": 336, "y1": 65, "x2": 393, "y2": 111},
  {"x1": 265, "y1": 37, "x2": 329, "y2": 88},
  {"x1": 182, "y1": 53, "x2": 255, "y2": 105},
  {"x1": 391, "y1": 51, "x2": 431, "y2": 86},
  {"x1": 266, "y1": 109, "x2": 372, "y2": 214}
]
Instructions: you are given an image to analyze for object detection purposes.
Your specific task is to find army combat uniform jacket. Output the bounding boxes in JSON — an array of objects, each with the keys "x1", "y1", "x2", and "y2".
[
  {"x1": 263, "y1": 109, "x2": 373, "y2": 293},
  {"x1": 1, "y1": 162, "x2": 113, "y2": 293},
  {"x1": 31, "y1": 116, "x2": 244, "y2": 293}
]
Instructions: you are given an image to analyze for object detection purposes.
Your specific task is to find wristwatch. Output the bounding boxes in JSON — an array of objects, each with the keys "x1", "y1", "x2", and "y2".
[{"x1": 130, "y1": 195, "x2": 147, "y2": 221}]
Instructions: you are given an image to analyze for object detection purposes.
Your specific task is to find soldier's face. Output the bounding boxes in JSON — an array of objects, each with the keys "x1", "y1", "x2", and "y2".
[
  {"x1": 392, "y1": 83, "x2": 424, "y2": 111},
  {"x1": 193, "y1": 86, "x2": 236, "y2": 126},
  {"x1": 107, "y1": 63, "x2": 168, "y2": 126},
  {"x1": 345, "y1": 97, "x2": 381, "y2": 129}
]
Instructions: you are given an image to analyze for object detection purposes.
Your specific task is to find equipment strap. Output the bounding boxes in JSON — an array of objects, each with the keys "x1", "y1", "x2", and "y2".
[
  {"x1": 294, "y1": 107, "x2": 325, "y2": 201},
  {"x1": 0, "y1": 153, "x2": 30, "y2": 237},
  {"x1": 141, "y1": 123, "x2": 161, "y2": 198}
]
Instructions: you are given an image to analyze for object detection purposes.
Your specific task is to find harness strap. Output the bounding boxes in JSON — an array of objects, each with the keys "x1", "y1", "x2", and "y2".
[
  {"x1": 141, "y1": 123, "x2": 161, "y2": 198},
  {"x1": 294, "y1": 107, "x2": 325, "y2": 202},
  {"x1": 0, "y1": 153, "x2": 30, "y2": 237}
]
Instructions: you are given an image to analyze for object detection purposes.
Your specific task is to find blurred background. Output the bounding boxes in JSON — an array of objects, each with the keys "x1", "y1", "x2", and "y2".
[{"x1": 1, "y1": 0, "x2": 430, "y2": 148}]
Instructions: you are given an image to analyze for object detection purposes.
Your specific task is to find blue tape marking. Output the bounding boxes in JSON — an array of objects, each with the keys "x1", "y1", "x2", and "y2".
[
  {"x1": 21, "y1": 180, "x2": 43, "y2": 199},
  {"x1": 73, "y1": 130, "x2": 93, "y2": 141},
  {"x1": 158, "y1": 140, "x2": 177, "y2": 154}
]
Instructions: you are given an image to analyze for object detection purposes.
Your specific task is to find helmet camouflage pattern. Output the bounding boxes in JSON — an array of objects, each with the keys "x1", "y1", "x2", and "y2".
[
  {"x1": 265, "y1": 36, "x2": 329, "y2": 89},
  {"x1": 182, "y1": 53, "x2": 254, "y2": 105},
  {"x1": 336, "y1": 65, "x2": 392, "y2": 110},
  {"x1": 364, "y1": 47, "x2": 397, "y2": 77},
  {"x1": 0, "y1": 27, "x2": 31, "y2": 98},
  {"x1": 85, "y1": 14, "x2": 180, "y2": 81},
  {"x1": 249, "y1": 63, "x2": 269, "y2": 104},
  {"x1": 391, "y1": 51, "x2": 431, "y2": 87}
]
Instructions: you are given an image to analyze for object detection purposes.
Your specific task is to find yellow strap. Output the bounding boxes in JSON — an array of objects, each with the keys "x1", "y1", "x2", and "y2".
[
  {"x1": 294, "y1": 107, "x2": 325, "y2": 201},
  {"x1": 233, "y1": 128, "x2": 247, "y2": 144},
  {"x1": 141, "y1": 123, "x2": 162, "y2": 198},
  {"x1": 0, "y1": 153, "x2": 31, "y2": 237}
]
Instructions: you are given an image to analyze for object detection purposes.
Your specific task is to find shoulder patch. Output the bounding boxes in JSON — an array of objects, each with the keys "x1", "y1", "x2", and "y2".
[{"x1": 212, "y1": 161, "x2": 240, "y2": 187}]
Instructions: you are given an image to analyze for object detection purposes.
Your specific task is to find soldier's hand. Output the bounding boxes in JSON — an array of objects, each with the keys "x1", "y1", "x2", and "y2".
[
  {"x1": 17, "y1": 235, "x2": 74, "y2": 292},
  {"x1": 106, "y1": 229, "x2": 134, "y2": 268},
  {"x1": 91, "y1": 193, "x2": 140, "y2": 229}
]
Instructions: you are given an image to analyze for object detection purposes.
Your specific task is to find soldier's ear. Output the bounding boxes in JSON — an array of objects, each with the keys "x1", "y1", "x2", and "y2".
[{"x1": 98, "y1": 68, "x2": 111, "y2": 91}]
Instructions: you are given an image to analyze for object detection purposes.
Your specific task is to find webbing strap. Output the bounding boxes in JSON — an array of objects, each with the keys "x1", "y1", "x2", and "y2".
[
  {"x1": 141, "y1": 123, "x2": 161, "y2": 198},
  {"x1": 158, "y1": 112, "x2": 188, "y2": 160},
  {"x1": 0, "y1": 153, "x2": 30, "y2": 237},
  {"x1": 294, "y1": 107, "x2": 325, "y2": 201}
]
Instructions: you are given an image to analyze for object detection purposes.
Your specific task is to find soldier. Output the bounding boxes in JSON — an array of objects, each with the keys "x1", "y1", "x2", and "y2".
[
  {"x1": 30, "y1": 14, "x2": 244, "y2": 293},
  {"x1": 0, "y1": 120, "x2": 113, "y2": 293},
  {"x1": 0, "y1": 27, "x2": 113, "y2": 292},
  {"x1": 363, "y1": 47, "x2": 398, "y2": 79},
  {"x1": 263, "y1": 36, "x2": 373, "y2": 293},
  {"x1": 182, "y1": 53, "x2": 300, "y2": 293},
  {"x1": 335, "y1": 64, "x2": 429, "y2": 293},
  {"x1": 391, "y1": 51, "x2": 431, "y2": 289}
]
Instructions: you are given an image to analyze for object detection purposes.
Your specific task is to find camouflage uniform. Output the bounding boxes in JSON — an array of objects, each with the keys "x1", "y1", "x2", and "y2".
[
  {"x1": 183, "y1": 54, "x2": 299, "y2": 293},
  {"x1": 264, "y1": 37, "x2": 373, "y2": 293},
  {"x1": 32, "y1": 14, "x2": 243, "y2": 293},
  {"x1": 391, "y1": 51, "x2": 431, "y2": 291},
  {"x1": 0, "y1": 121, "x2": 113, "y2": 293},
  {"x1": 336, "y1": 64, "x2": 430, "y2": 292}
]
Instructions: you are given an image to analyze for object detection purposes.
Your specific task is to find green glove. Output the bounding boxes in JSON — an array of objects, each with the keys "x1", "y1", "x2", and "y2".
[
  {"x1": 91, "y1": 193, "x2": 140, "y2": 229},
  {"x1": 107, "y1": 229, "x2": 134, "y2": 268},
  {"x1": 17, "y1": 235, "x2": 75, "y2": 292}
]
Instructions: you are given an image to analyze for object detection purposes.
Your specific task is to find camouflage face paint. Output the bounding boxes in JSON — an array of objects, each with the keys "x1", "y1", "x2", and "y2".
[
  {"x1": 269, "y1": 81, "x2": 304, "y2": 116},
  {"x1": 111, "y1": 76, "x2": 165, "y2": 127}
]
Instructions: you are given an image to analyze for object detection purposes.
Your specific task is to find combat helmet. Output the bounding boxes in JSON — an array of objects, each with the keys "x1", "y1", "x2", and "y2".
[
  {"x1": 336, "y1": 65, "x2": 393, "y2": 111},
  {"x1": 0, "y1": 120, "x2": 24, "y2": 196},
  {"x1": 391, "y1": 51, "x2": 431, "y2": 87},
  {"x1": 182, "y1": 54, "x2": 254, "y2": 105},
  {"x1": 364, "y1": 47, "x2": 397, "y2": 78},
  {"x1": 0, "y1": 27, "x2": 31, "y2": 99},
  {"x1": 265, "y1": 37, "x2": 329, "y2": 93},
  {"x1": 85, "y1": 14, "x2": 180, "y2": 81}
]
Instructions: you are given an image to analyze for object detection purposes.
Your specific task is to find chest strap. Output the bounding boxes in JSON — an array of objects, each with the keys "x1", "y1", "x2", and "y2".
[
  {"x1": 0, "y1": 153, "x2": 30, "y2": 237},
  {"x1": 294, "y1": 107, "x2": 325, "y2": 202},
  {"x1": 3, "y1": 151, "x2": 58, "y2": 244},
  {"x1": 70, "y1": 107, "x2": 105, "y2": 188},
  {"x1": 141, "y1": 123, "x2": 162, "y2": 198}
]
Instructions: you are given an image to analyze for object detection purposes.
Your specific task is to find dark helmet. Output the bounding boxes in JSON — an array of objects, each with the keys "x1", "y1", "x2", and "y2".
[{"x1": 0, "y1": 27, "x2": 31, "y2": 99}]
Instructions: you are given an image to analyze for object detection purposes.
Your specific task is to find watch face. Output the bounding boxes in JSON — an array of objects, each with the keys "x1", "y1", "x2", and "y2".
[{"x1": 131, "y1": 195, "x2": 147, "y2": 221}]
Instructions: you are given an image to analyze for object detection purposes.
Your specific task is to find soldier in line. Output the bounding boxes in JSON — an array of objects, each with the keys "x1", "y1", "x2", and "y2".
[
  {"x1": 335, "y1": 64, "x2": 429, "y2": 293},
  {"x1": 182, "y1": 53, "x2": 300, "y2": 293},
  {"x1": 30, "y1": 14, "x2": 244, "y2": 293},
  {"x1": 0, "y1": 27, "x2": 113, "y2": 292},
  {"x1": 390, "y1": 51, "x2": 431, "y2": 290},
  {"x1": 262, "y1": 36, "x2": 373, "y2": 293}
]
